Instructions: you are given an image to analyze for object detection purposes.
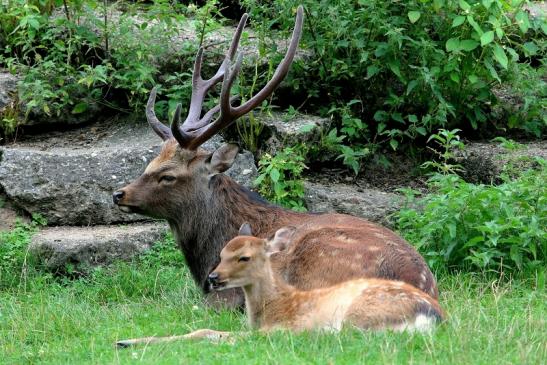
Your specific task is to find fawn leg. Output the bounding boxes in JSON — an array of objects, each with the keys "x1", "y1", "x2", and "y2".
[{"x1": 116, "y1": 329, "x2": 234, "y2": 348}]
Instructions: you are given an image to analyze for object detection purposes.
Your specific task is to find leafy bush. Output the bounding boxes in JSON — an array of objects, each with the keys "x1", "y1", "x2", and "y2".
[
  {"x1": 397, "y1": 163, "x2": 546, "y2": 273},
  {"x1": 0, "y1": 0, "x2": 196, "y2": 128},
  {"x1": 255, "y1": 146, "x2": 307, "y2": 211},
  {"x1": 244, "y1": 0, "x2": 545, "y2": 165}
]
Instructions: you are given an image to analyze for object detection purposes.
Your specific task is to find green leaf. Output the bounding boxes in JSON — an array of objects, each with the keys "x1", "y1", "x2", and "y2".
[
  {"x1": 506, "y1": 47, "x2": 519, "y2": 62},
  {"x1": 270, "y1": 168, "x2": 280, "y2": 183},
  {"x1": 466, "y1": 15, "x2": 483, "y2": 35},
  {"x1": 366, "y1": 65, "x2": 379, "y2": 79},
  {"x1": 480, "y1": 31, "x2": 494, "y2": 46},
  {"x1": 515, "y1": 10, "x2": 530, "y2": 33},
  {"x1": 460, "y1": 39, "x2": 479, "y2": 51},
  {"x1": 484, "y1": 59, "x2": 500, "y2": 83},
  {"x1": 495, "y1": 27, "x2": 504, "y2": 39},
  {"x1": 459, "y1": 0, "x2": 471, "y2": 11},
  {"x1": 406, "y1": 80, "x2": 419, "y2": 95},
  {"x1": 392, "y1": 113, "x2": 404, "y2": 124},
  {"x1": 482, "y1": 0, "x2": 493, "y2": 9},
  {"x1": 452, "y1": 16, "x2": 466, "y2": 27},
  {"x1": 416, "y1": 127, "x2": 427, "y2": 136},
  {"x1": 450, "y1": 72, "x2": 461, "y2": 83},
  {"x1": 388, "y1": 61, "x2": 402, "y2": 79},
  {"x1": 373, "y1": 111, "x2": 388, "y2": 122},
  {"x1": 446, "y1": 38, "x2": 460, "y2": 52},
  {"x1": 389, "y1": 139, "x2": 399, "y2": 151},
  {"x1": 408, "y1": 11, "x2": 421, "y2": 23},
  {"x1": 492, "y1": 44, "x2": 508, "y2": 69},
  {"x1": 468, "y1": 74, "x2": 478, "y2": 84},
  {"x1": 71, "y1": 102, "x2": 88, "y2": 114},
  {"x1": 522, "y1": 42, "x2": 539, "y2": 56},
  {"x1": 298, "y1": 124, "x2": 315, "y2": 134},
  {"x1": 407, "y1": 114, "x2": 418, "y2": 123}
]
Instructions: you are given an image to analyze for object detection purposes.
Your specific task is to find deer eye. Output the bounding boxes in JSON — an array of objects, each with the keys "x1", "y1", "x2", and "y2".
[
  {"x1": 159, "y1": 175, "x2": 176, "y2": 183},
  {"x1": 238, "y1": 256, "x2": 250, "y2": 262}
]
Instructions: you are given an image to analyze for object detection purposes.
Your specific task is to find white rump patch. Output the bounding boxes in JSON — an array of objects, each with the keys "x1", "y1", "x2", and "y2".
[{"x1": 393, "y1": 314, "x2": 436, "y2": 333}]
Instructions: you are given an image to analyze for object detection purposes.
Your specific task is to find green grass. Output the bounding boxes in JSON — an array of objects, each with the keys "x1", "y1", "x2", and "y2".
[{"x1": 1, "y1": 231, "x2": 545, "y2": 364}]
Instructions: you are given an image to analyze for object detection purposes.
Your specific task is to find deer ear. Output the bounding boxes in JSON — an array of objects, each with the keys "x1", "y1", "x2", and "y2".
[
  {"x1": 238, "y1": 222, "x2": 253, "y2": 236},
  {"x1": 266, "y1": 226, "x2": 297, "y2": 254},
  {"x1": 208, "y1": 144, "x2": 239, "y2": 175}
]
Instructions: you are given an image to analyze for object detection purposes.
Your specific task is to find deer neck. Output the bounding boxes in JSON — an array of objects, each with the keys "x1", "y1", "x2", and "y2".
[
  {"x1": 242, "y1": 261, "x2": 294, "y2": 329},
  {"x1": 168, "y1": 174, "x2": 299, "y2": 291}
]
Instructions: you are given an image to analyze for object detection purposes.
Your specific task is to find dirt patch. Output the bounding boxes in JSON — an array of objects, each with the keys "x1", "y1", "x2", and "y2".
[
  {"x1": 306, "y1": 152, "x2": 428, "y2": 194},
  {"x1": 0, "y1": 196, "x2": 29, "y2": 231}
]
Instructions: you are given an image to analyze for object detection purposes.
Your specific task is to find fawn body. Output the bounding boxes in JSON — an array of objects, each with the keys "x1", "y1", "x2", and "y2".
[
  {"x1": 117, "y1": 226, "x2": 443, "y2": 347},
  {"x1": 210, "y1": 225, "x2": 444, "y2": 333}
]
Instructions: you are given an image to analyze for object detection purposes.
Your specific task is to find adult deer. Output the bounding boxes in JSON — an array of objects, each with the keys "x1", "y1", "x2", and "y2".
[{"x1": 113, "y1": 6, "x2": 438, "y2": 308}]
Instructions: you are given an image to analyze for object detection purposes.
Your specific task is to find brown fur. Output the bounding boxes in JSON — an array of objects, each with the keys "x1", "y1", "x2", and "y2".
[
  {"x1": 114, "y1": 141, "x2": 438, "y2": 307},
  {"x1": 211, "y1": 235, "x2": 444, "y2": 332}
]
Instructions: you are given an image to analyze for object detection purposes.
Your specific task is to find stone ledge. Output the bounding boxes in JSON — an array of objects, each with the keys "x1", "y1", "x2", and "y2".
[
  {"x1": 304, "y1": 181, "x2": 405, "y2": 227},
  {"x1": 30, "y1": 222, "x2": 168, "y2": 270}
]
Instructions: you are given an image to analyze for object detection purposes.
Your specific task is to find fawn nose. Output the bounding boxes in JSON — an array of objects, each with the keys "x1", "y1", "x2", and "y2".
[
  {"x1": 112, "y1": 191, "x2": 125, "y2": 204},
  {"x1": 208, "y1": 272, "x2": 219, "y2": 285}
]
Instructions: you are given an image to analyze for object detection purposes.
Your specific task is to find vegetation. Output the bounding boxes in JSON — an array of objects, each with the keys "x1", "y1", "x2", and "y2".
[
  {"x1": 1, "y1": 1, "x2": 545, "y2": 362},
  {"x1": 1, "y1": 221, "x2": 545, "y2": 364},
  {"x1": 255, "y1": 146, "x2": 307, "y2": 211},
  {"x1": 397, "y1": 164, "x2": 546, "y2": 273},
  {"x1": 1, "y1": 0, "x2": 545, "y2": 173},
  {"x1": 246, "y1": 0, "x2": 546, "y2": 151}
]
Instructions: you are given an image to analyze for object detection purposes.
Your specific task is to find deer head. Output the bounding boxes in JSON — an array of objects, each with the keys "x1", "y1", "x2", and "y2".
[
  {"x1": 208, "y1": 224, "x2": 297, "y2": 290},
  {"x1": 112, "y1": 7, "x2": 303, "y2": 220}
]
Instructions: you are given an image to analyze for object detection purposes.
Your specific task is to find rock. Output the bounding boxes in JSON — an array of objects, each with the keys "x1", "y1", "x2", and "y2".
[
  {"x1": 0, "y1": 144, "x2": 161, "y2": 226},
  {"x1": 456, "y1": 141, "x2": 547, "y2": 184},
  {"x1": 0, "y1": 72, "x2": 18, "y2": 112},
  {"x1": 30, "y1": 223, "x2": 167, "y2": 270},
  {"x1": 0, "y1": 117, "x2": 257, "y2": 226},
  {"x1": 523, "y1": 2, "x2": 546, "y2": 19},
  {"x1": 259, "y1": 112, "x2": 330, "y2": 154},
  {"x1": 225, "y1": 150, "x2": 258, "y2": 188},
  {"x1": 304, "y1": 181, "x2": 404, "y2": 227}
]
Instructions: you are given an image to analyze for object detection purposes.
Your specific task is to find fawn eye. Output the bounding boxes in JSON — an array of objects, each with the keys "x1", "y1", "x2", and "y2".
[
  {"x1": 159, "y1": 175, "x2": 176, "y2": 183},
  {"x1": 238, "y1": 256, "x2": 250, "y2": 262}
]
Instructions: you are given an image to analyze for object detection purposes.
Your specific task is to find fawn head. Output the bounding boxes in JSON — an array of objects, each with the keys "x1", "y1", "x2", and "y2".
[{"x1": 208, "y1": 223, "x2": 296, "y2": 290}]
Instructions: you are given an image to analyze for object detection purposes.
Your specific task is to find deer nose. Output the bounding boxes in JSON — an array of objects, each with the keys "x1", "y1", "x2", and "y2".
[
  {"x1": 112, "y1": 191, "x2": 125, "y2": 204},
  {"x1": 208, "y1": 272, "x2": 219, "y2": 285}
]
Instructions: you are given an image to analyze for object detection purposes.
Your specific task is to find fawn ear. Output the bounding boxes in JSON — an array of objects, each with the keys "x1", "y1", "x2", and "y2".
[
  {"x1": 238, "y1": 222, "x2": 253, "y2": 236},
  {"x1": 266, "y1": 226, "x2": 297, "y2": 254},
  {"x1": 208, "y1": 144, "x2": 239, "y2": 175}
]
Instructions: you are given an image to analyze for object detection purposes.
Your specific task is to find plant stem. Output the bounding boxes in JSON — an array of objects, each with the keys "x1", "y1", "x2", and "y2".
[{"x1": 62, "y1": 0, "x2": 71, "y2": 21}]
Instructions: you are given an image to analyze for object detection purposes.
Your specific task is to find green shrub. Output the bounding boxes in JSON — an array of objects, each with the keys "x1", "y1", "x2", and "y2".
[
  {"x1": 255, "y1": 146, "x2": 307, "y2": 211},
  {"x1": 396, "y1": 164, "x2": 546, "y2": 273},
  {"x1": 244, "y1": 0, "x2": 545, "y2": 158},
  {"x1": 0, "y1": 0, "x2": 195, "y2": 127}
]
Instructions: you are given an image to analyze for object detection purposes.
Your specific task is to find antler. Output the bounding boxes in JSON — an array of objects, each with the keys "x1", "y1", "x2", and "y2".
[{"x1": 146, "y1": 6, "x2": 304, "y2": 149}]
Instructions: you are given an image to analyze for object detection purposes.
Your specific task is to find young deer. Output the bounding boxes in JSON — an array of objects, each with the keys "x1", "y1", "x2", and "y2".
[{"x1": 116, "y1": 224, "x2": 444, "y2": 347}]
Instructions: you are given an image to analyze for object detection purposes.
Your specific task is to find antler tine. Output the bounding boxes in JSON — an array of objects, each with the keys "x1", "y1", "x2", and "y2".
[
  {"x1": 220, "y1": 53, "x2": 244, "y2": 116},
  {"x1": 146, "y1": 87, "x2": 173, "y2": 141},
  {"x1": 171, "y1": 13, "x2": 249, "y2": 149},
  {"x1": 186, "y1": 6, "x2": 304, "y2": 149},
  {"x1": 170, "y1": 103, "x2": 188, "y2": 146}
]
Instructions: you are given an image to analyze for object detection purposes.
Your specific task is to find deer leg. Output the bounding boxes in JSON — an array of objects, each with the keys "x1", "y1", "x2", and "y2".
[{"x1": 116, "y1": 329, "x2": 235, "y2": 348}]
